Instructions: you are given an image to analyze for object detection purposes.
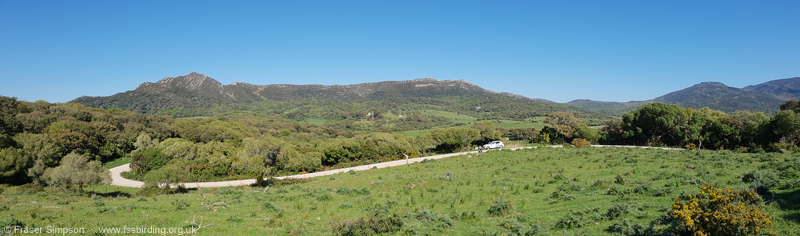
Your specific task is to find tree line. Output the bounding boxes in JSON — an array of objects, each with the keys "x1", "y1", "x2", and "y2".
[
  {"x1": 0, "y1": 96, "x2": 504, "y2": 187},
  {"x1": 513, "y1": 101, "x2": 797, "y2": 152},
  {"x1": 3, "y1": 94, "x2": 797, "y2": 189}
]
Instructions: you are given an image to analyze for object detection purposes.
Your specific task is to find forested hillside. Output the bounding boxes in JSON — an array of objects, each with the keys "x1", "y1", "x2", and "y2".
[
  {"x1": 652, "y1": 82, "x2": 785, "y2": 114},
  {"x1": 570, "y1": 78, "x2": 800, "y2": 116},
  {"x1": 743, "y1": 77, "x2": 800, "y2": 101},
  {"x1": 71, "y1": 73, "x2": 599, "y2": 120}
]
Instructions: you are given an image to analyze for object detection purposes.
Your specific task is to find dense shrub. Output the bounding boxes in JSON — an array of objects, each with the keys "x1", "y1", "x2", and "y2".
[
  {"x1": 131, "y1": 148, "x2": 169, "y2": 173},
  {"x1": 402, "y1": 209, "x2": 454, "y2": 234},
  {"x1": 171, "y1": 199, "x2": 190, "y2": 210},
  {"x1": 606, "y1": 218, "x2": 645, "y2": 235},
  {"x1": 499, "y1": 217, "x2": 548, "y2": 236},
  {"x1": 667, "y1": 185, "x2": 773, "y2": 236},
  {"x1": 332, "y1": 213, "x2": 403, "y2": 236},
  {"x1": 555, "y1": 207, "x2": 602, "y2": 229},
  {"x1": 604, "y1": 203, "x2": 632, "y2": 220},
  {"x1": 487, "y1": 197, "x2": 513, "y2": 217},
  {"x1": 571, "y1": 138, "x2": 591, "y2": 148}
]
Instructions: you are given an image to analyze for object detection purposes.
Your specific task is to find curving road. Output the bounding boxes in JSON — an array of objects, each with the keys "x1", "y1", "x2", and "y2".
[{"x1": 108, "y1": 145, "x2": 683, "y2": 188}]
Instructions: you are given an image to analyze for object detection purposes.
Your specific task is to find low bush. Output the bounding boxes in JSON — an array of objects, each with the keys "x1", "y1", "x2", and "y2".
[
  {"x1": 571, "y1": 138, "x2": 591, "y2": 148},
  {"x1": 171, "y1": 199, "x2": 190, "y2": 210},
  {"x1": 487, "y1": 197, "x2": 513, "y2": 217},
  {"x1": 499, "y1": 218, "x2": 548, "y2": 236},
  {"x1": 555, "y1": 207, "x2": 602, "y2": 229},
  {"x1": 606, "y1": 218, "x2": 645, "y2": 235},
  {"x1": 438, "y1": 172, "x2": 456, "y2": 181},
  {"x1": 335, "y1": 187, "x2": 370, "y2": 196},
  {"x1": 263, "y1": 202, "x2": 281, "y2": 212},
  {"x1": 332, "y1": 213, "x2": 403, "y2": 236},
  {"x1": 226, "y1": 215, "x2": 243, "y2": 223},
  {"x1": 667, "y1": 185, "x2": 774, "y2": 236},
  {"x1": 402, "y1": 208, "x2": 454, "y2": 234}
]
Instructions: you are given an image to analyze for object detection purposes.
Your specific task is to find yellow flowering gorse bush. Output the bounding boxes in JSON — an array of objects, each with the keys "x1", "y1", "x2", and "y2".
[{"x1": 669, "y1": 185, "x2": 774, "y2": 236}]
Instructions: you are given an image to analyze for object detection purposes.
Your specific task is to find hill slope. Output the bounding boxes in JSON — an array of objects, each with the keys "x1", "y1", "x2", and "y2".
[
  {"x1": 652, "y1": 82, "x2": 784, "y2": 114},
  {"x1": 566, "y1": 99, "x2": 647, "y2": 116},
  {"x1": 70, "y1": 72, "x2": 600, "y2": 120},
  {"x1": 569, "y1": 79, "x2": 793, "y2": 115},
  {"x1": 742, "y1": 77, "x2": 800, "y2": 101},
  {"x1": 71, "y1": 73, "x2": 502, "y2": 112}
]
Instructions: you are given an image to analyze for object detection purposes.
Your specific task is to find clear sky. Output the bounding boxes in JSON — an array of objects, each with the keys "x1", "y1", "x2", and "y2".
[{"x1": 1, "y1": 1, "x2": 798, "y2": 103}]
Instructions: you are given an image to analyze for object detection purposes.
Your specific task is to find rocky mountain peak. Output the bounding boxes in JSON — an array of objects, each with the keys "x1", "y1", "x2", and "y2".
[
  {"x1": 695, "y1": 82, "x2": 729, "y2": 88},
  {"x1": 157, "y1": 72, "x2": 222, "y2": 90}
]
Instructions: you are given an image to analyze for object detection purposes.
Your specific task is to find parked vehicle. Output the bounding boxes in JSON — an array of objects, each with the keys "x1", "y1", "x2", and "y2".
[{"x1": 483, "y1": 141, "x2": 504, "y2": 149}]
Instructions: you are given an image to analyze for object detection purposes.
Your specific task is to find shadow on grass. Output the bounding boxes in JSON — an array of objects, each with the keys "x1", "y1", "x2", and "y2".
[
  {"x1": 249, "y1": 177, "x2": 311, "y2": 188},
  {"x1": 88, "y1": 191, "x2": 133, "y2": 198},
  {"x1": 765, "y1": 188, "x2": 800, "y2": 224}
]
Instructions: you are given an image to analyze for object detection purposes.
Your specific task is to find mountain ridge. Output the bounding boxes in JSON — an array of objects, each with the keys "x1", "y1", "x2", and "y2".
[
  {"x1": 70, "y1": 72, "x2": 560, "y2": 115},
  {"x1": 71, "y1": 72, "x2": 799, "y2": 117},
  {"x1": 742, "y1": 77, "x2": 800, "y2": 101},
  {"x1": 568, "y1": 79, "x2": 797, "y2": 115},
  {"x1": 651, "y1": 81, "x2": 785, "y2": 113}
]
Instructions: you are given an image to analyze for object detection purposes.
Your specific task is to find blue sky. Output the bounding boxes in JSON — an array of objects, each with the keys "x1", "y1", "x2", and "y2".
[{"x1": 1, "y1": 1, "x2": 798, "y2": 103}]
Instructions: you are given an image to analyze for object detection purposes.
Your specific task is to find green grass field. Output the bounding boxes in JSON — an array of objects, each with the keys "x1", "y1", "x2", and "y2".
[
  {"x1": 401, "y1": 115, "x2": 546, "y2": 137},
  {"x1": 1, "y1": 148, "x2": 798, "y2": 235},
  {"x1": 417, "y1": 109, "x2": 477, "y2": 124},
  {"x1": 102, "y1": 157, "x2": 132, "y2": 169}
]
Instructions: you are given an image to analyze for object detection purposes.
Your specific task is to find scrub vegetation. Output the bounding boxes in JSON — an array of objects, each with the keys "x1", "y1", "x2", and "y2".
[
  {"x1": 3, "y1": 93, "x2": 800, "y2": 235},
  {"x1": 1, "y1": 147, "x2": 797, "y2": 235}
]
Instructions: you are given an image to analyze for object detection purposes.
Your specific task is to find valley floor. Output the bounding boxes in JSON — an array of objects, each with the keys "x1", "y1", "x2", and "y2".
[{"x1": 2, "y1": 147, "x2": 797, "y2": 235}]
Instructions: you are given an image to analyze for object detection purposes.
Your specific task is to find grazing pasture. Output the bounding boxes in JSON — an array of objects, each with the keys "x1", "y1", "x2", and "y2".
[{"x1": 1, "y1": 147, "x2": 798, "y2": 235}]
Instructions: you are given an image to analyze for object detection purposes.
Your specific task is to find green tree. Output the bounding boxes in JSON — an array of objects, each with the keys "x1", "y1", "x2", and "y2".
[
  {"x1": 162, "y1": 140, "x2": 199, "y2": 160},
  {"x1": 280, "y1": 151, "x2": 321, "y2": 173},
  {"x1": 731, "y1": 110, "x2": 771, "y2": 146},
  {"x1": 684, "y1": 108, "x2": 731, "y2": 149},
  {"x1": 471, "y1": 121, "x2": 502, "y2": 144},
  {"x1": 0, "y1": 134, "x2": 14, "y2": 149},
  {"x1": 623, "y1": 103, "x2": 689, "y2": 146},
  {"x1": 143, "y1": 163, "x2": 191, "y2": 192},
  {"x1": 233, "y1": 136, "x2": 285, "y2": 181},
  {"x1": 544, "y1": 111, "x2": 583, "y2": 139},
  {"x1": 130, "y1": 148, "x2": 170, "y2": 173},
  {"x1": 0, "y1": 96, "x2": 27, "y2": 135},
  {"x1": 573, "y1": 125, "x2": 601, "y2": 144},
  {"x1": 322, "y1": 138, "x2": 361, "y2": 165},
  {"x1": 539, "y1": 126, "x2": 559, "y2": 144},
  {"x1": 360, "y1": 133, "x2": 415, "y2": 160},
  {"x1": 411, "y1": 135, "x2": 434, "y2": 157},
  {"x1": 44, "y1": 153, "x2": 110, "y2": 191},
  {"x1": 506, "y1": 128, "x2": 539, "y2": 142},
  {"x1": 601, "y1": 119, "x2": 625, "y2": 144},
  {"x1": 772, "y1": 109, "x2": 800, "y2": 145},
  {"x1": 49, "y1": 128, "x2": 91, "y2": 154},
  {"x1": 133, "y1": 133, "x2": 159, "y2": 153},
  {"x1": 13, "y1": 133, "x2": 62, "y2": 184},
  {"x1": 779, "y1": 99, "x2": 800, "y2": 113},
  {"x1": 0, "y1": 147, "x2": 27, "y2": 183},
  {"x1": 427, "y1": 127, "x2": 480, "y2": 152}
]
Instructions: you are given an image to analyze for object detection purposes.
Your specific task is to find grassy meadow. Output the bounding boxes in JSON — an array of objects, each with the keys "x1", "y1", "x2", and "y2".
[{"x1": 1, "y1": 147, "x2": 799, "y2": 235}]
